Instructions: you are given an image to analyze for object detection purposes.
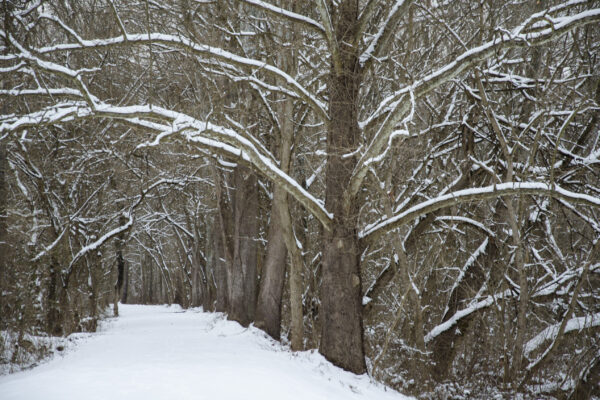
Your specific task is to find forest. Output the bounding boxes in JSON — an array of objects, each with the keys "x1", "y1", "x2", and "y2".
[{"x1": 0, "y1": 0, "x2": 599, "y2": 399}]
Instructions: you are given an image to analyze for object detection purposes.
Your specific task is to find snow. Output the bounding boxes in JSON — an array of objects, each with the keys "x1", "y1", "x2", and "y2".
[
  {"x1": 1, "y1": 101, "x2": 333, "y2": 228},
  {"x1": 0, "y1": 304, "x2": 411, "y2": 400},
  {"x1": 442, "y1": 238, "x2": 489, "y2": 317}
]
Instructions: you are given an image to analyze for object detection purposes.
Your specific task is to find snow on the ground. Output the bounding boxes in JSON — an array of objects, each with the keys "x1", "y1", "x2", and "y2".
[{"x1": 0, "y1": 304, "x2": 411, "y2": 400}]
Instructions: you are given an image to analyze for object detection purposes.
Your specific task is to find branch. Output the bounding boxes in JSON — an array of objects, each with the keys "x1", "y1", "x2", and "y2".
[
  {"x1": 520, "y1": 244, "x2": 598, "y2": 388},
  {"x1": 233, "y1": 0, "x2": 325, "y2": 36},
  {"x1": 425, "y1": 261, "x2": 600, "y2": 344},
  {"x1": 25, "y1": 32, "x2": 329, "y2": 121},
  {"x1": 524, "y1": 312, "x2": 600, "y2": 360},
  {"x1": 359, "y1": 0, "x2": 412, "y2": 71},
  {"x1": 425, "y1": 289, "x2": 514, "y2": 343},
  {"x1": 66, "y1": 212, "x2": 133, "y2": 273},
  {"x1": 359, "y1": 182, "x2": 600, "y2": 246},
  {"x1": 315, "y1": 0, "x2": 342, "y2": 76},
  {"x1": 0, "y1": 102, "x2": 334, "y2": 231},
  {"x1": 348, "y1": 7, "x2": 600, "y2": 202}
]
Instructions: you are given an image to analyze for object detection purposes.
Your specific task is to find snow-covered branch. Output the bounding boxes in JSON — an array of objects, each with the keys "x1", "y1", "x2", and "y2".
[
  {"x1": 360, "y1": 182, "x2": 600, "y2": 245},
  {"x1": 425, "y1": 290, "x2": 513, "y2": 343},
  {"x1": 524, "y1": 313, "x2": 600, "y2": 359},
  {"x1": 359, "y1": 0, "x2": 412, "y2": 70},
  {"x1": 0, "y1": 102, "x2": 334, "y2": 231},
  {"x1": 66, "y1": 212, "x2": 133, "y2": 273},
  {"x1": 234, "y1": 0, "x2": 325, "y2": 36},
  {"x1": 348, "y1": 7, "x2": 600, "y2": 202},
  {"x1": 23, "y1": 32, "x2": 328, "y2": 121}
]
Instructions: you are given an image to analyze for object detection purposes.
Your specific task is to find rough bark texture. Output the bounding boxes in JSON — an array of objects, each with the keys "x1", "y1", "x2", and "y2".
[
  {"x1": 255, "y1": 19, "x2": 304, "y2": 345},
  {"x1": 0, "y1": 143, "x2": 6, "y2": 325},
  {"x1": 113, "y1": 215, "x2": 127, "y2": 317},
  {"x1": 212, "y1": 213, "x2": 228, "y2": 313},
  {"x1": 121, "y1": 263, "x2": 129, "y2": 304},
  {"x1": 319, "y1": 0, "x2": 366, "y2": 375},
  {"x1": 46, "y1": 260, "x2": 62, "y2": 336},
  {"x1": 254, "y1": 187, "x2": 288, "y2": 340},
  {"x1": 227, "y1": 166, "x2": 258, "y2": 326}
]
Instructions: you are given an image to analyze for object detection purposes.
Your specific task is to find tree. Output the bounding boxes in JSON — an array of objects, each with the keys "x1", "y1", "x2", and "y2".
[{"x1": 1, "y1": 0, "x2": 599, "y2": 395}]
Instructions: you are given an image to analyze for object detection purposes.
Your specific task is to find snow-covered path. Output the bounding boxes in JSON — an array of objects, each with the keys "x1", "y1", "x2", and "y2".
[{"x1": 0, "y1": 304, "x2": 410, "y2": 400}]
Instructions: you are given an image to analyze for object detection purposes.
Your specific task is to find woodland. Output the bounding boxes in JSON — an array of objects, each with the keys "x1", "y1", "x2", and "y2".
[{"x1": 0, "y1": 0, "x2": 599, "y2": 399}]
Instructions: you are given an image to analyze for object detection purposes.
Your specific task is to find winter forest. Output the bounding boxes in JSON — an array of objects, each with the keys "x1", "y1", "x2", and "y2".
[{"x1": 0, "y1": 0, "x2": 599, "y2": 398}]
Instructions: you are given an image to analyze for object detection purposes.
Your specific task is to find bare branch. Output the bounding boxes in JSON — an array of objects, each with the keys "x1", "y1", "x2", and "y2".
[
  {"x1": 360, "y1": 182, "x2": 600, "y2": 246},
  {"x1": 316, "y1": 0, "x2": 342, "y2": 76},
  {"x1": 348, "y1": 7, "x2": 600, "y2": 204},
  {"x1": 233, "y1": 0, "x2": 325, "y2": 36}
]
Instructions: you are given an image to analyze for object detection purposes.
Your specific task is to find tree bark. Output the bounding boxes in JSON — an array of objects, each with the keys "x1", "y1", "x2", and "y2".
[
  {"x1": 319, "y1": 0, "x2": 366, "y2": 374},
  {"x1": 255, "y1": 5, "x2": 301, "y2": 343},
  {"x1": 255, "y1": 186, "x2": 288, "y2": 339},
  {"x1": 227, "y1": 166, "x2": 259, "y2": 326},
  {"x1": 46, "y1": 259, "x2": 62, "y2": 335},
  {"x1": 113, "y1": 215, "x2": 127, "y2": 316},
  {"x1": 213, "y1": 213, "x2": 229, "y2": 313},
  {"x1": 121, "y1": 262, "x2": 129, "y2": 304},
  {"x1": 0, "y1": 142, "x2": 6, "y2": 325}
]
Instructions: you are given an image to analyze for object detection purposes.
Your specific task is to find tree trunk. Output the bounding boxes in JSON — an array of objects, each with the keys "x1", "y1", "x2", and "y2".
[
  {"x1": 113, "y1": 216, "x2": 127, "y2": 316},
  {"x1": 213, "y1": 213, "x2": 229, "y2": 313},
  {"x1": 191, "y1": 224, "x2": 207, "y2": 308},
  {"x1": 191, "y1": 242, "x2": 200, "y2": 308},
  {"x1": 147, "y1": 256, "x2": 154, "y2": 303},
  {"x1": 0, "y1": 142, "x2": 6, "y2": 325},
  {"x1": 227, "y1": 166, "x2": 259, "y2": 326},
  {"x1": 46, "y1": 260, "x2": 62, "y2": 335},
  {"x1": 319, "y1": 0, "x2": 366, "y2": 374},
  {"x1": 255, "y1": 92, "x2": 298, "y2": 342},
  {"x1": 255, "y1": 186, "x2": 288, "y2": 340},
  {"x1": 121, "y1": 262, "x2": 129, "y2": 304},
  {"x1": 287, "y1": 219, "x2": 304, "y2": 351}
]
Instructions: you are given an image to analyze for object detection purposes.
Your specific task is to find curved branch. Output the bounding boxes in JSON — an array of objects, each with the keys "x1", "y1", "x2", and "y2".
[
  {"x1": 233, "y1": 0, "x2": 325, "y2": 36},
  {"x1": 348, "y1": 7, "x2": 600, "y2": 203},
  {"x1": 0, "y1": 103, "x2": 334, "y2": 231},
  {"x1": 359, "y1": 182, "x2": 600, "y2": 246},
  {"x1": 359, "y1": 0, "x2": 412, "y2": 71},
  {"x1": 28, "y1": 32, "x2": 329, "y2": 121}
]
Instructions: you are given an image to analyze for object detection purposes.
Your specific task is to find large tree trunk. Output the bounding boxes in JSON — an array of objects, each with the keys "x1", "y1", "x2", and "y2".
[
  {"x1": 255, "y1": 186, "x2": 288, "y2": 339},
  {"x1": 255, "y1": 91, "x2": 299, "y2": 343},
  {"x1": 255, "y1": 6, "x2": 305, "y2": 344},
  {"x1": 319, "y1": 0, "x2": 366, "y2": 375},
  {"x1": 226, "y1": 166, "x2": 259, "y2": 326}
]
